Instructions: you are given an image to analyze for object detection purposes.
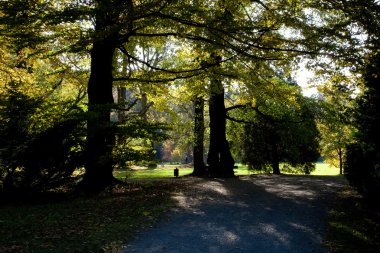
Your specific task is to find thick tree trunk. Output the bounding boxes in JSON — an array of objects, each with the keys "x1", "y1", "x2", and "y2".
[
  {"x1": 81, "y1": 3, "x2": 119, "y2": 191},
  {"x1": 82, "y1": 39, "x2": 116, "y2": 192},
  {"x1": 207, "y1": 78, "x2": 235, "y2": 177},
  {"x1": 192, "y1": 96, "x2": 207, "y2": 176}
]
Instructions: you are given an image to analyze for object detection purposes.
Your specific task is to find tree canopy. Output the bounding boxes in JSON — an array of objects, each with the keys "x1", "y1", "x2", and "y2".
[{"x1": 0, "y1": 0, "x2": 379, "y2": 195}]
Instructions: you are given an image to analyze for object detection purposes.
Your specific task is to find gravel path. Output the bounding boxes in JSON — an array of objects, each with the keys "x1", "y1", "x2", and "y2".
[{"x1": 123, "y1": 175, "x2": 347, "y2": 253}]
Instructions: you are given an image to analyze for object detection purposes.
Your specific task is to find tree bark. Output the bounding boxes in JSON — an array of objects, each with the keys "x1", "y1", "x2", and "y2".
[
  {"x1": 338, "y1": 148, "x2": 343, "y2": 175},
  {"x1": 207, "y1": 78, "x2": 235, "y2": 177},
  {"x1": 192, "y1": 96, "x2": 207, "y2": 176},
  {"x1": 272, "y1": 142, "x2": 281, "y2": 175},
  {"x1": 80, "y1": 2, "x2": 119, "y2": 192}
]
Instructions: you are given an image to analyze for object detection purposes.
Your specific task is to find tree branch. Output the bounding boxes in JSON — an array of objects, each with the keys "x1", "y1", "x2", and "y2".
[
  {"x1": 252, "y1": 0, "x2": 271, "y2": 10},
  {"x1": 118, "y1": 45, "x2": 205, "y2": 74},
  {"x1": 226, "y1": 115, "x2": 253, "y2": 124},
  {"x1": 113, "y1": 71, "x2": 203, "y2": 83}
]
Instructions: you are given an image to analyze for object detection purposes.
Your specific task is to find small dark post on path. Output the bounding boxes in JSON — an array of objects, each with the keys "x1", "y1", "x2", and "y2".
[{"x1": 174, "y1": 168, "x2": 179, "y2": 177}]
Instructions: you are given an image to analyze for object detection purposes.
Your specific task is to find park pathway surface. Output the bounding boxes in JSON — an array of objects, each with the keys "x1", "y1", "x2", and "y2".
[{"x1": 123, "y1": 175, "x2": 347, "y2": 253}]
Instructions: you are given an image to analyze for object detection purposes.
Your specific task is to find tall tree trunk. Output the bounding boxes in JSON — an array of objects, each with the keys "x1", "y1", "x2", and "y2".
[
  {"x1": 207, "y1": 78, "x2": 235, "y2": 177},
  {"x1": 272, "y1": 142, "x2": 281, "y2": 175},
  {"x1": 338, "y1": 148, "x2": 343, "y2": 175},
  {"x1": 192, "y1": 96, "x2": 206, "y2": 176},
  {"x1": 81, "y1": 2, "x2": 118, "y2": 192}
]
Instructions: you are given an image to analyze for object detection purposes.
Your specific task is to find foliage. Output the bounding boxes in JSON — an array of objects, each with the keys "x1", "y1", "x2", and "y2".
[
  {"x1": 113, "y1": 118, "x2": 169, "y2": 169},
  {"x1": 233, "y1": 78, "x2": 320, "y2": 174},
  {"x1": 1, "y1": 0, "x2": 378, "y2": 189},
  {"x1": 344, "y1": 51, "x2": 380, "y2": 200},
  {"x1": 317, "y1": 78, "x2": 356, "y2": 174},
  {"x1": 344, "y1": 143, "x2": 380, "y2": 200},
  {"x1": 0, "y1": 15, "x2": 89, "y2": 192},
  {"x1": 0, "y1": 80, "x2": 86, "y2": 192},
  {"x1": 292, "y1": 0, "x2": 380, "y2": 198}
]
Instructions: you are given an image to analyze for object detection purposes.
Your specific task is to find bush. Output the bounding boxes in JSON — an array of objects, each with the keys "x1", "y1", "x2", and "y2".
[
  {"x1": 345, "y1": 143, "x2": 380, "y2": 200},
  {"x1": 0, "y1": 82, "x2": 85, "y2": 193},
  {"x1": 344, "y1": 52, "x2": 380, "y2": 201}
]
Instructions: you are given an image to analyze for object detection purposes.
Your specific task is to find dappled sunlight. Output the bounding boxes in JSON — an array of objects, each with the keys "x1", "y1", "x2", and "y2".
[
  {"x1": 265, "y1": 183, "x2": 316, "y2": 200},
  {"x1": 201, "y1": 224, "x2": 241, "y2": 245},
  {"x1": 288, "y1": 222, "x2": 320, "y2": 239},
  {"x1": 195, "y1": 180, "x2": 231, "y2": 196},
  {"x1": 172, "y1": 192, "x2": 205, "y2": 215},
  {"x1": 221, "y1": 230, "x2": 240, "y2": 244},
  {"x1": 171, "y1": 179, "x2": 233, "y2": 213},
  {"x1": 242, "y1": 175, "x2": 317, "y2": 201},
  {"x1": 125, "y1": 175, "x2": 347, "y2": 252},
  {"x1": 258, "y1": 223, "x2": 291, "y2": 245}
]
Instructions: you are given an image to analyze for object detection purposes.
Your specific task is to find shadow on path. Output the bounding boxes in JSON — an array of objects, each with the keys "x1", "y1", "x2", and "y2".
[{"x1": 123, "y1": 175, "x2": 347, "y2": 253}]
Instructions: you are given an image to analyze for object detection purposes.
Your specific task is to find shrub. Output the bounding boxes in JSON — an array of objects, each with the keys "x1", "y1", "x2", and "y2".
[{"x1": 345, "y1": 143, "x2": 380, "y2": 200}]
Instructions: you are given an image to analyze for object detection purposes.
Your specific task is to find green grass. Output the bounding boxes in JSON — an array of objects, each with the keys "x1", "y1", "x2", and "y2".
[
  {"x1": 0, "y1": 181, "x2": 184, "y2": 253},
  {"x1": 113, "y1": 167, "x2": 194, "y2": 180},
  {"x1": 235, "y1": 163, "x2": 341, "y2": 176},
  {"x1": 312, "y1": 163, "x2": 340, "y2": 176},
  {"x1": 113, "y1": 163, "x2": 340, "y2": 180},
  {"x1": 113, "y1": 164, "x2": 256, "y2": 180},
  {"x1": 326, "y1": 187, "x2": 380, "y2": 253}
]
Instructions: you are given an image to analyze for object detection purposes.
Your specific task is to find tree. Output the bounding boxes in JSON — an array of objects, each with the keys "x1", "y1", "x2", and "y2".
[
  {"x1": 1, "y1": 0, "x2": 342, "y2": 191},
  {"x1": 0, "y1": 50, "x2": 87, "y2": 192},
  {"x1": 345, "y1": 51, "x2": 380, "y2": 199},
  {"x1": 317, "y1": 79, "x2": 356, "y2": 175},
  {"x1": 231, "y1": 77, "x2": 320, "y2": 174},
  {"x1": 302, "y1": 0, "x2": 380, "y2": 197}
]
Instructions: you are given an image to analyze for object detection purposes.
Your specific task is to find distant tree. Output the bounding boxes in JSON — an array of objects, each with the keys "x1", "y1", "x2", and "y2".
[
  {"x1": 232, "y1": 79, "x2": 320, "y2": 174},
  {"x1": 317, "y1": 79, "x2": 356, "y2": 175}
]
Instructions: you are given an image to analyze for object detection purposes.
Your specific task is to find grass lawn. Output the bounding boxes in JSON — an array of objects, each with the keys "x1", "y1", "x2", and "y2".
[
  {"x1": 0, "y1": 181, "x2": 184, "y2": 253},
  {"x1": 113, "y1": 163, "x2": 339, "y2": 180},
  {"x1": 113, "y1": 164, "x2": 256, "y2": 180},
  {"x1": 113, "y1": 167, "x2": 193, "y2": 180},
  {"x1": 312, "y1": 163, "x2": 340, "y2": 176}
]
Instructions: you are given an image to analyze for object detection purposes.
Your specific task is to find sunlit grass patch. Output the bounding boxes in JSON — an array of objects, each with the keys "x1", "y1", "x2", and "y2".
[
  {"x1": 312, "y1": 163, "x2": 340, "y2": 176},
  {"x1": 113, "y1": 167, "x2": 193, "y2": 180},
  {"x1": 113, "y1": 162, "x2": 340, "y2": 180},
  {"x1": 236, "y1": 162, "x2": 340, "y2": 176},
  {"x1": 113, "y1": 164, "x2": 255, "y2": 180}
]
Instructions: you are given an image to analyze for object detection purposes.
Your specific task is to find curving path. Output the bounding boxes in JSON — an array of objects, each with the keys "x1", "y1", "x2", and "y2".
[{"x1": 123, "y1": 175, "x2": 347, "y2": 253}]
